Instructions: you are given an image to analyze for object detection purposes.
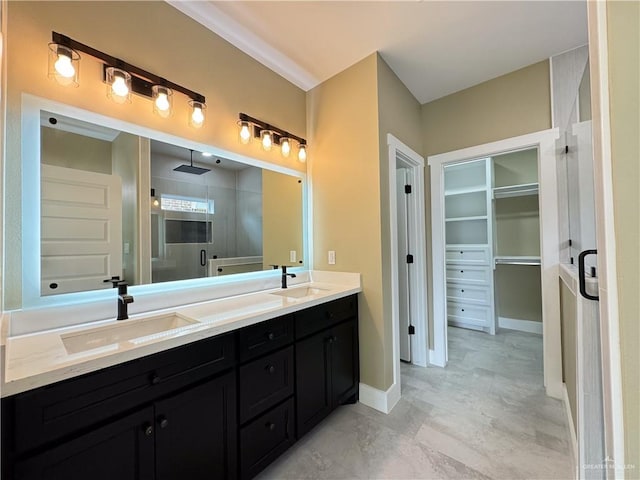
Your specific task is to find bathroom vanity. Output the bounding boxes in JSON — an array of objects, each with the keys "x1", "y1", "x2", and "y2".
[{"x1": 1, "y1": 282, "x2": 360, "y2": 480}]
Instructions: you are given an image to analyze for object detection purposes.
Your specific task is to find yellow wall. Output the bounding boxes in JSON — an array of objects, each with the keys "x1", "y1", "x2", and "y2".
[
  {"x1": 421, "y1": 61, "x2": 551, "y2": 347},
  {"x1": 262, "y1": 170, "x2": 304, "y2": 269},
  {"x1": 607, "y1": 0, "x2": 640, "y2": 470},
  {"x1": 4, "y1": 1, "x2": 306, "y2": 308},
  {"x1": 41, "y1": 128, "x2": 112, "y2": 174}
]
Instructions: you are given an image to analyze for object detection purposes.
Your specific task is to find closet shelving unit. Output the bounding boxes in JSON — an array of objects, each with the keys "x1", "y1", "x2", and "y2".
[{"x1": 443, "y1": 159, "x2": 495, "y2": 334}]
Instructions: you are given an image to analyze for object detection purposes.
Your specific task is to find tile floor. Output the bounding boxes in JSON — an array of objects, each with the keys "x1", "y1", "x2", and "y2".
[{"x1": 257, "y1": 327, "x2": 575, "y2": 480}]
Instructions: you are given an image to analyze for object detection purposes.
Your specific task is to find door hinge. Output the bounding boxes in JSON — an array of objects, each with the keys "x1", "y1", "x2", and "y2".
[
  {"x1": 404, "y1": 185, "x2": 412, "y2": 194},
  {"x1": 565, "y1": 145, "x2": 569, "y2": 154},
  {"x1": 406, "y1": 254, "x2": 414, "y2": 264},
  {"x1": 408, "y1": 325, "x2": 415, "y2": 335}
]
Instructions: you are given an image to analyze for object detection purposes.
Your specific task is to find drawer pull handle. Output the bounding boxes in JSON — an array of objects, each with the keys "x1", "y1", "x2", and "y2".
[
  {"x1": 143, "y1": 424, "x2": 154, "y2": 436},
  {"x1": 266, "y1": 365, "x2": 276, "y2": 374},
  {"x1": 158, "y1": 416, "x2": 169, "y2": 429},
  {"x1": 266, "y1": 422, "x2": 276, "y2": 431},
  {"x1": 326, "y1": 336, "x2": 334, "y2": 344},
  {"x1": 267, "y1": 332, "x2": 275, "y2": 341},
  {"x1": 150, "y1": 374, "x2": 161, "y2": 385}
]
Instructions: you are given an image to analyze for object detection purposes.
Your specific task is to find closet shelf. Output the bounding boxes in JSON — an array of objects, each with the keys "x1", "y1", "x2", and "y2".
[
  {"x1": 493, "y1": 182, "x2": 539, "y2": 199},
  {"x1": 494, "y1": 256, "x2": 541, "y2": 266},
  {"x1": 444, "y1": 185, "x2": 487, "y2": 197},
  {"x1": 445, "y1": 215, "x2": 488, "y2": 223}
]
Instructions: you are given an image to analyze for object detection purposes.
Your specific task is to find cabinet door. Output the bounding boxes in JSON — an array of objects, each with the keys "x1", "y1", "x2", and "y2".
[
  {"x1": 330, "y1": 319, "x2": 359, "y2": 407},
  {"x1": 295, "y1": 331, "x2": 332, "y2": 438},
  {"x1": 155, "y1": 372, "x2": 237, "y2": 480},
  {"x1": 14, "y1": 407, "x2": 154, "y2": 480}
]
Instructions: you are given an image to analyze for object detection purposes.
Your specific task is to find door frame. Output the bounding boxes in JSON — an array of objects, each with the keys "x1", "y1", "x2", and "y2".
[
  {"x1": 428, "y1": 129, "x2": 564, "y2": 399},
  {"x1": 387, "y1": 134, "x2": 429, "y2": 389}
]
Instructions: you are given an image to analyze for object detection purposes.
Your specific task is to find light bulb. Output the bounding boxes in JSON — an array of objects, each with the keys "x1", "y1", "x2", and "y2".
[
  {"x1": 153, "y1": 198, "x2": 160, "y2": 207},
  {"x1": 112, "y1": 75, "x2": 129, "y2": 97},
  {"x1": 280, "y1": 138, "x2": 291, "y2": 158},
  {"x1": 239, "y1": 122, "x2": 251, "y2": 144},
  {"x1": 261, "y1": 130, "x2": 273, "y2": 151},
  {"x1": 54, "y1": 52, "x2": 75, "y2": 78},
  {"x1": 155, "y1": 92, "x2": 170, "y2": 111},
  {"x1": 298, "y1": 144, "x2": 307, "y2": 163}
]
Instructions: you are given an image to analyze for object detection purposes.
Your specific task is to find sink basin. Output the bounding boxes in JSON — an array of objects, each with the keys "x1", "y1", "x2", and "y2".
[
  {"x1": 61, "y1": 313, "x2": 200, "y2": 354},
  {"x1": 270, "y1": 286, "x2": 329, "y2": 299}
]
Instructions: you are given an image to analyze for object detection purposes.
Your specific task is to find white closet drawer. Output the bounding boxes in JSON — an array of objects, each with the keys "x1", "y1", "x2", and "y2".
[
  {"x1": 447, "y1": 302, "x2": 492, "y2": 326},
  {"x1": 446, "y1": 266, "x2": 491, "y2": 285},
  {"x1": 446, "y1": 283, "x2": 491, "y2": 305},
  {"x1": 445, "y1": 246, "x2": 490, "y2": 265}
]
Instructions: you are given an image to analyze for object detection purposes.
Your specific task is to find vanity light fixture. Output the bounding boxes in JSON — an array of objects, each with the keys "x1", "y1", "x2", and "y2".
[
  {"x1": 238, "y1": 113, "x2": 308, "y2": 162},
  {"x1": 48, "y1": 32, "x2": 206, "y2": 126},
  {"x1": 150, "y1": 188, "x2": 160, "y2": 207}
]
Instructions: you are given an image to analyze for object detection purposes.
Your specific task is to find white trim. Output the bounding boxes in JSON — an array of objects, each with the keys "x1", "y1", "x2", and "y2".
[
  {"x1": 358, "y1": 381, "x2": 401, "y2": 414},
  {"x1": 387, "y1": 134, "x2": 429, "y2": 403},
  {"x1": 166, "y1": 1, "x2": 318, "y2": 92},
  {"x1": 497, "y1": 317, "x2": 543, "y2": 335},
  {"x1": 428, "y1": 128, "x2": 563, "y2": 398},
  {"x1": 586, "y1": 2, "x2": 626, "y2": 475},
  {"x1": 563, "y1": 383, "x2": 580, "y2": 480}
]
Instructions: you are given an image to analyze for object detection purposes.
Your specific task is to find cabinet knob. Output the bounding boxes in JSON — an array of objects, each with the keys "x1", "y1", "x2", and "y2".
[
  {"x1": 460, "y1": 270, "x2": 464, "y2": 273},
  {"x1": 326, "y1": 336, "x2": 334, "y2": 344},
  {"x1": 265, "y1": 422, "x2": 276, "y2": 431},
  {"x1": 158, "y1": 416, "x2": 169, "y2": 429},
  {"x1": 461, "y1": 289, "x2": 465, "y2": 293},
  {"x1": 150, "y1": 374, "x2": 161, "y2": 385},
  {"x1": 267, "y1": 332, "x2": 275, "y2": 341},
  {"x1": 332, "y1": 335, "x2": 338, "y2": 343},
  {"x1": 266, "y1": 365, "x2": 276, "y2": 374},
  {"x1": 461, "y1": 308, "x2": 465, "y2": 312},
  {"x1": 143, "y1": 424, "x2": 153, "y2": 436},
  {"x1": 460, "y1": 251, "x2": 464, "y2": 254}
]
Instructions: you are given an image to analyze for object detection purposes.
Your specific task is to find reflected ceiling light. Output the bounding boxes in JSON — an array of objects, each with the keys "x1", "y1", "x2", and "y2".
[
  {"x1": 237, "y1": 113, "x2": 308, "y2": 161},
  {"x1": 47, "y1": 32, "x2": 206, "y2": 127},
  {"x1": 298, "y1": 144, "x2": 307, "y2": 163},
  {"x1": 152, "y1": 86, "x2": 173, "y2": 118},
  {"x1": 201, "y1": 152, "x2": 213, "y2": 157},
  {"x1": 280, "y1": 137, "x2": 291, "y2": 158},
  {"x1": 106, "y1": 67, "x2": 131, "y2": 104},
  {"x1": 189, "y1": 100, "x2": 206, "y2": 128},
  {"x1": 48, "y1": 43, "x2": 80, "y2": 86}
]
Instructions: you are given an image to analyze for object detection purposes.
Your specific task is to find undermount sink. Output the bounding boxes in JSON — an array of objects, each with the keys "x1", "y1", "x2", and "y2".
[
  {"x1": 270, "y1": 286, "x2": 329, "y2": 299},
  {"x1": 61, "y1": 313, "x2": 200, "y2": 354}
]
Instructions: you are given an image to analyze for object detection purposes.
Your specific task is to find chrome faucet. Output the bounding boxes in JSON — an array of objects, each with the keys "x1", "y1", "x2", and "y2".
[
  {"x1": 281, "y1": 266, "x2": 296, "y2": 289},
  {"x1": 117, "y1": 282, "x2": 134, "y2": 321}
]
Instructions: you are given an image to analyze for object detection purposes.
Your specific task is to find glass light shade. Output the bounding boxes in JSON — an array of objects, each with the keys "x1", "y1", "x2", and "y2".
[
  {"x1": 261, "y1": 130, "x2": 274, "y2": 151},
  {"x1": 238, "y1": 121, "x2": 252, "y2": 144},
  {"x1": 48, "y1": 43, "x2": 80, "y2": 87},
  {"x1": 189, "y1": 100, "x2": 206, "y2": 128},
  {"x1": 298, "y1": 144, "x2": 307, "y2": 163},
  {"x1": 280, "y1": 137, "x2": 291, "y2": 158},
  {"x1": 106, "y1": 67, "x2": 131, "y2": 104},
  {"x1": 152, "y1": 86, "x2": 173, "y2": 118}
]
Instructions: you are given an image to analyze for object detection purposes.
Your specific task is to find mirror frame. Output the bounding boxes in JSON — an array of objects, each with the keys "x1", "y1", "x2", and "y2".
[{"x1": 21, "y1": 94, "x2": 309, "y2": 308}]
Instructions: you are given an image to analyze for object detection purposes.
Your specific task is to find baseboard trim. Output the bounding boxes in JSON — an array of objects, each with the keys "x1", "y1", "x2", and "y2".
[
  {"x1": 562, "y1": 383, "x2": 579, "y2": 479},
  {"x1": 498, "y1": 316, "x2": 543, "y2": 335},
  {"x1": 359, "y1": 381, "x2": 401, "y2": 414}
]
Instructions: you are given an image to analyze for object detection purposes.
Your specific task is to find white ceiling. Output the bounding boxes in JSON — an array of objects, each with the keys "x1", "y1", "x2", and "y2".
[{"x1": 169, "y1": 1, "x2": 587, "y2": 104}]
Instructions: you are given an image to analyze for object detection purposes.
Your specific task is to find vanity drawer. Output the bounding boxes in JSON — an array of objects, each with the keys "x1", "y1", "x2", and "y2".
[
  {"x1": 238, "y1": 314, "x2": 294, "y2": 363},
  {"x1": 10, "y1": 333, "x2": 235, "y2": 454},
  {"x1": 447, "y1": 302, "x2": 492, "y2": 326},
  {"x1": 239, "y1": 398, "x2": 295, "y2": 480},
  {"x1": 446, "y1": 266, "x2": 491, "y2": 285},
  {"x1": 445, "y1": 246, "x2": 490, "y2": 265},
  {"x1": 239, "y1": 346, "x2": 294, "y2": 423},
  {"x1": 446, "y1": 283, "x2": 491, "y2": 305},
  {"x1": 295, "y1": 295, "x2": 357, "y2": 339}
]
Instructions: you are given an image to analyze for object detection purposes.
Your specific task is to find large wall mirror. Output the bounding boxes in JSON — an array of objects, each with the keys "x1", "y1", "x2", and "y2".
[{"x1": 23, "y1": 96, "x2": 306, "y2": 307}]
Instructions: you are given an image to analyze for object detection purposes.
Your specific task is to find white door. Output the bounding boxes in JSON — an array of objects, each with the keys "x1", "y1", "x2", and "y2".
[
  {"x1": 41, "y1": 164, "x2": 122, "y2": 295},
  {"x1": 396, "y1": 169, "x2": 411, "y2": 362}
]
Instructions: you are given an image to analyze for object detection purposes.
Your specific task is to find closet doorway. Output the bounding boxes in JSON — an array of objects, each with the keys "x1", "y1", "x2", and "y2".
[{"x1": 428, "y1": 129, "x2": 563, "y2": 399}]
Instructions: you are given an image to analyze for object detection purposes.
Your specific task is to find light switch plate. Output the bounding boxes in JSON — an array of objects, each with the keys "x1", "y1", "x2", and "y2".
[
  {"x1": 328, "y1": 250, "x2": 336, "y2": 265},
  {"x1": 290, "y1": 250, "x2": 296, "y2": 263}
]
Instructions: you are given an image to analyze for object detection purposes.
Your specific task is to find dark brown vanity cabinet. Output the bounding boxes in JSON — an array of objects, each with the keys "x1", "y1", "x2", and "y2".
[
  {"x1": 1, "y1": 294, "x2": 359, "y2": 480},
  {"x1": 295, "y1": 295, "x2": 359, "y2": 437}
]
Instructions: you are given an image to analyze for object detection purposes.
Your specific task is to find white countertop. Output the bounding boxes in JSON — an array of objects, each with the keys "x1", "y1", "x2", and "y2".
[{"x1": 1, "y1": 272, "x2": 361, "y2": 397}]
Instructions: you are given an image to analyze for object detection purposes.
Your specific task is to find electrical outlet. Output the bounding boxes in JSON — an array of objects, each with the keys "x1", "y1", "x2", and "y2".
[
  {"x1": 290, "y1": 250, "x2": 296, "y2": 263},
  {"x1": 328, "y1": 250, "x2": 336, "y2": 265}
]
